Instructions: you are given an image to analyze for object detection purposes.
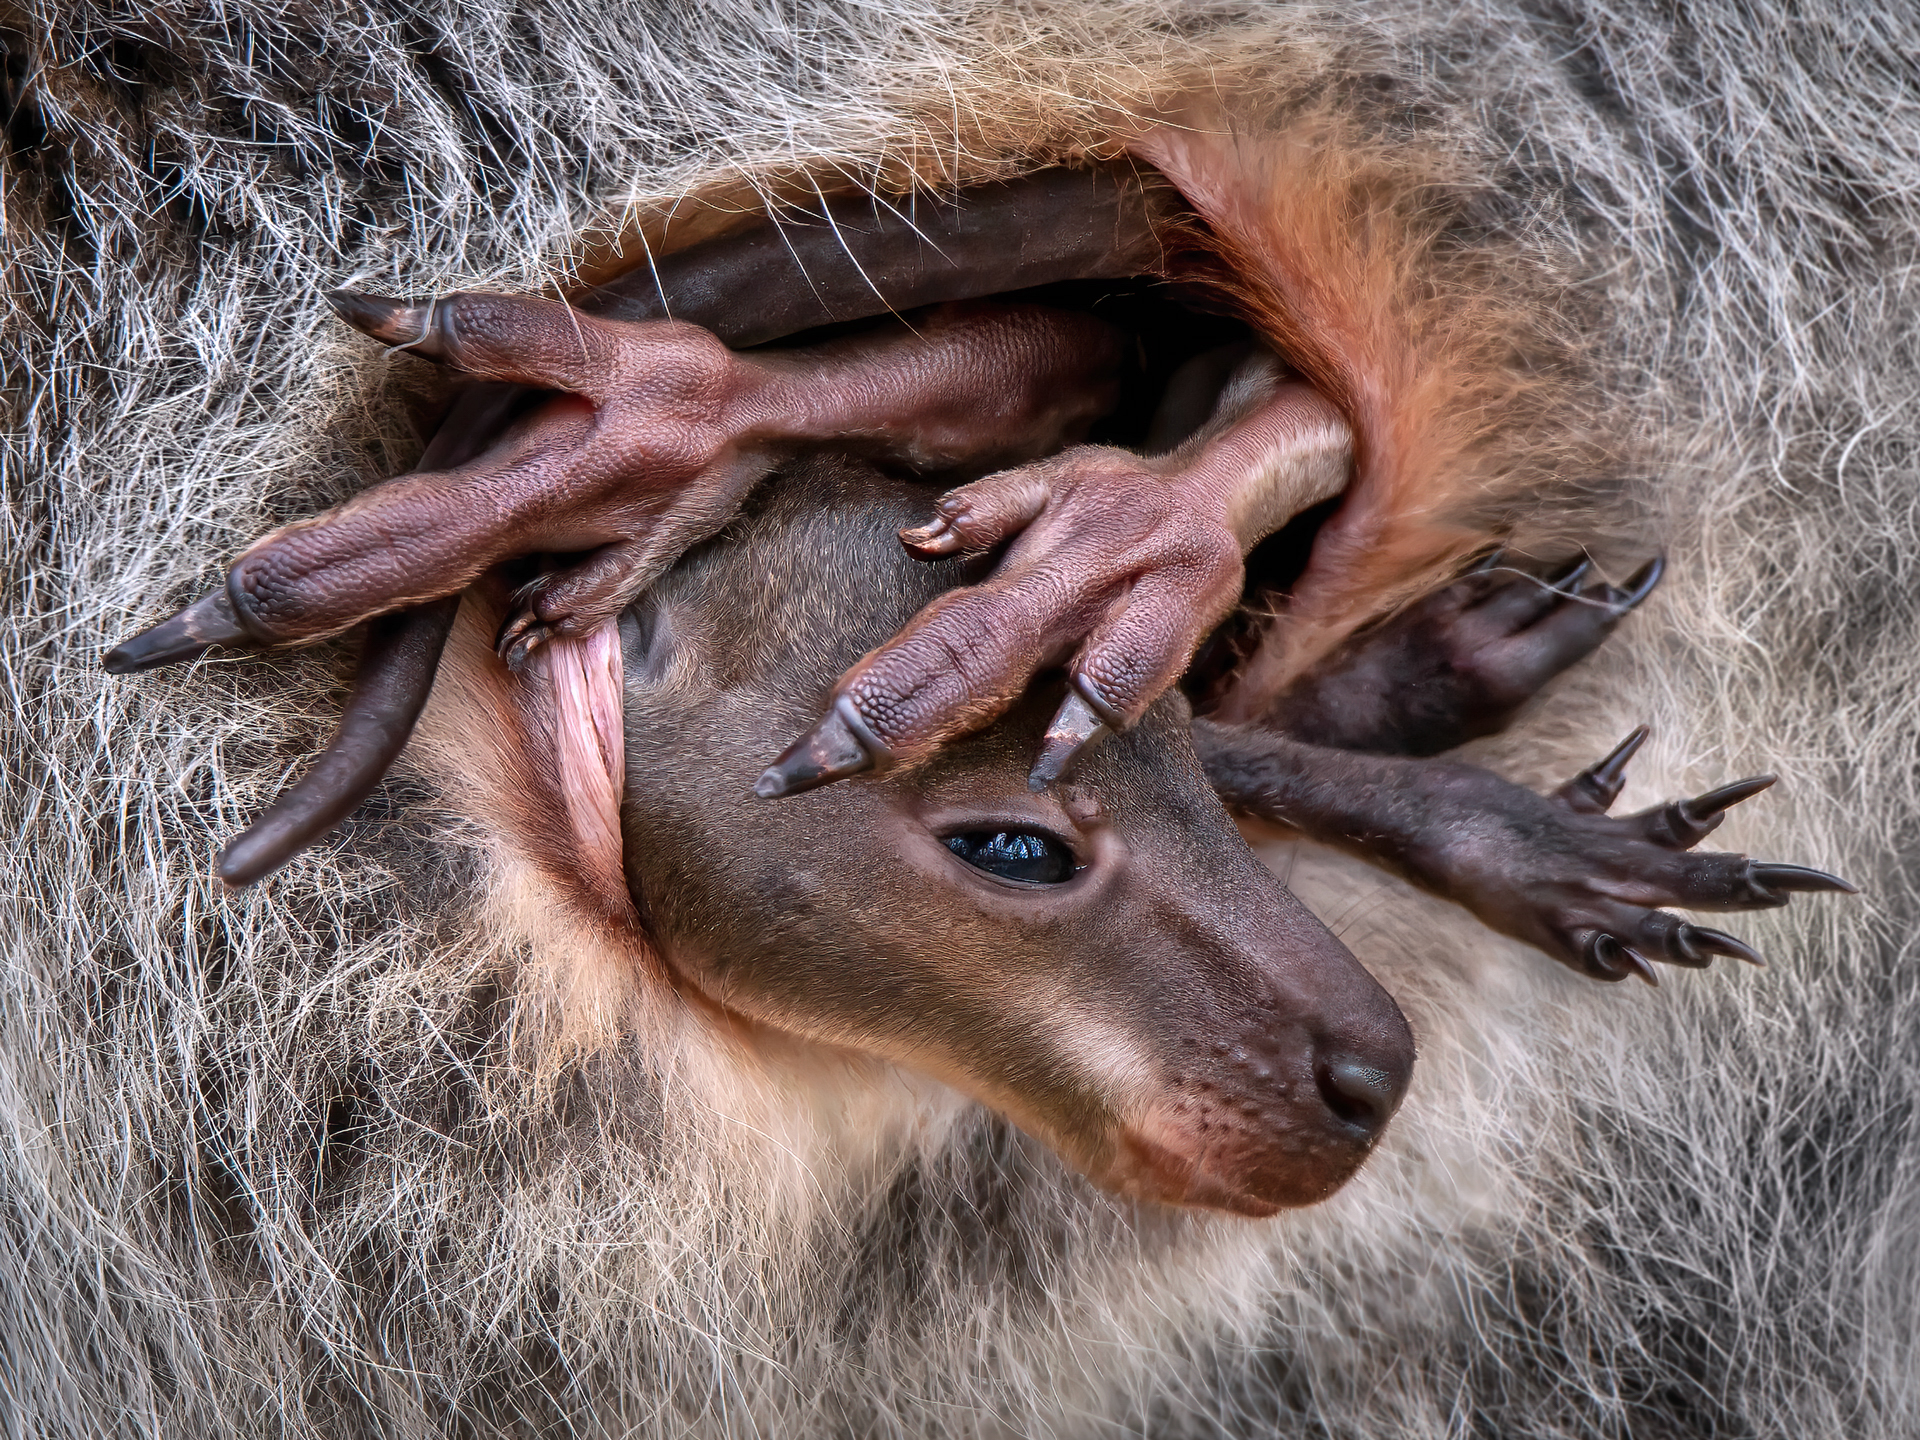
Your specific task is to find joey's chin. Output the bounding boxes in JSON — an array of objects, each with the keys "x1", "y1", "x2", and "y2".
[{"x1": 1096, "y1": 1125, "x2": 1370, "y2": 1217}]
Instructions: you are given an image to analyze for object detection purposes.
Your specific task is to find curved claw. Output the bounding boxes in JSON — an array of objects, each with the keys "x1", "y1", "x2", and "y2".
[
  {"x1": 215, "y1": 598, "x2": 457, "y2": 885},
  {"x1": 1687, "y1": 924, "x2": 1766, "y2": 967},
  {"x1": 1586, "y1": 931, "x2": 1659, "y2": 986},
  {"x1": 1557, "y1": 726, "x2": 1650, "y2": 815},
  {"x1": 756, "y1": 700, "x2": 883, "y2": 799},
  {"x1": 1616, "y1": 943, "x2": 1660, "y2": 987},
  {"x1": 1747, "y1": 862, "x2": 1859, "y2": 899},
  {"x1": 496, "y1": 590, "x2": 554, "y2": 672},
  {"x1": 1028, "y1": 688, "x2": 1110, "y2": 791},
  {"x1": 1546, "y1": 554, "x2": 1593, "y2": 590},
  {"x1": 1647, "y1": 773, "x2": 1777, "y2": 847},
  {"x1": 1583, "y1": 931, "x2": 1629, "y2": 982},
  {"x1": 1606, "y1": 553, "x2": 1666, "y2": 613},
  {"x1": 326, "y1": 289, "x2": 448, "y2": 359},
  {"x1": 103, "y1": 587, "x2": 255, "y2": 673},
  {"x1": 500, "y1": 625, "x2": 550, "y2": 673}
]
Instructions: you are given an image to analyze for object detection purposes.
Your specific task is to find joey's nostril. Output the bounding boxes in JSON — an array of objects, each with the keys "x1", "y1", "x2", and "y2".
[{"x1": 1316, "y1": 1055, "x2": 1408, "y2": 1137}]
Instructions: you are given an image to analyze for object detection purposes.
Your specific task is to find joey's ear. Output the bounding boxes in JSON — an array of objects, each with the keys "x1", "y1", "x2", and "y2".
[
  {"x1": 617, "y1": 593, "x2": 692, "y2": 696},
  {"x1": 534, "y1": 622, "x2": 630, "y2": 917}
]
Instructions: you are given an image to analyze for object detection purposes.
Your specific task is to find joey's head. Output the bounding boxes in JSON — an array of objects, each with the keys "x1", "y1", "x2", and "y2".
[{"x1": 621, "y1": 457, "x2": 1413, "y2": 1216}]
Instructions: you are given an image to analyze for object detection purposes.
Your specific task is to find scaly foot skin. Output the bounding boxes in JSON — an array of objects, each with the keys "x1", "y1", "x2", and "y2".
[
  {"x1": 1262, "y1": 553, "x2": 1666, "y2": 756},
  {"x1": 103, "y1": 291, "x2": 1125, "y2": 674},
  {"x1": 1195, "y1": 721, "x2": 1856, "y2": 982},
  {"x1": 757, "y1": 352, "x2": 1357, "y2": 797}
]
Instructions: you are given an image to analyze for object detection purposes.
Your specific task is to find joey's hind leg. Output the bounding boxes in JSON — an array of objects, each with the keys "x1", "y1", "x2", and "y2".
[
  {"x1": 102, "y1": 291, "x2": 1121, "y2": 886},
  {"x1": 1260, "y1": 552, "x2": 1666, "y2": 756},
  {"x1": 104, "y1": 293, "x2": 1123, "y2": 674},
  {"x1": 1197, "y1": 721, "x2": 1857, "y2": 983}
]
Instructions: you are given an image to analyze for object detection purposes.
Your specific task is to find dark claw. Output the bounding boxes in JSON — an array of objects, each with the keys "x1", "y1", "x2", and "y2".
[
  {"x1": 1547, "y1": 555, "x2": 1593, "y2": 590},
  {"x1": 756, "y1": 700, "x2": 881, "y2": 798},
  {"x1": 1616, "y1": 943, "x2": 1660, "y2": 987},
  {"x1": 216, "y1": 599, "x2": 456, "y2": 885},
  {"x1": 1605, "y1": 554, "x2": 1666, "y2": 613},
  {"x1": 1748, "y1": 862, "x2": 1859, "y2": 898},
  {"x1": 496, "y1": 600, "x2": 552, "y2": 671},
  {"x1": 1585, "y1": 931, "x2": 1658, "y2": 986},
  {"x1": 103, "y1": 587, "x2": 254, "y2": 673},
  {"x1": 501, "y1": 624, "x2": 550, "y2": 673},
  {"x1": 326, "y1": 289, "x2": 448, "y2": 360},
  {"x1": 1687, "y1": 773, "x2": 1777, "y2": 818},
  {"x1": 1557, "y1": 725, "x2": 1650, "y2": 814},
  {"x1": 1029, "y1": 689, "x2": 1110, "y2": 791},
  {"x1": 1648, "y1": 773, "x2": 1776, "y2": 847},
  {"x1": 1584, "y1": 931, "x2": 1631, "y2": 982},
  {"x1": 1687, "y1": 925, "x2": 1766, "y2": 967}
]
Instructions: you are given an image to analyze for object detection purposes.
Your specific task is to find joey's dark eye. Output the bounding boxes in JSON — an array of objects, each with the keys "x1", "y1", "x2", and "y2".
[{"x1": 943, "y1": 829, "x2": 1078, "y2": 885}]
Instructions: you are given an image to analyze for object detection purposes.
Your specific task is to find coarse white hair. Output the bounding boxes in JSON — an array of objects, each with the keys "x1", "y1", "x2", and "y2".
[{"x1": 2, "y1": 1, "x2": 1914, "y2": 1435}]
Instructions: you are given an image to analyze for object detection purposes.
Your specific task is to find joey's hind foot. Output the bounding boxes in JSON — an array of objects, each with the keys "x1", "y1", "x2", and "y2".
[
  {"x1": 1197, "y1": 721, "x2": 1855, "y2": 984},
  {"x1": 1264, "y1": 553, "x2": 1665, "y2": 756},
  {"x1": 761, "y1": 351, "x2": 1355, "y2": 796}
]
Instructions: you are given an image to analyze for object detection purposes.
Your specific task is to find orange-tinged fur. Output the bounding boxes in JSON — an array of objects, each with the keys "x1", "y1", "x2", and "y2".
[{"x1": 1134, "y1": 112, "x2": 1537, "y2": 703}]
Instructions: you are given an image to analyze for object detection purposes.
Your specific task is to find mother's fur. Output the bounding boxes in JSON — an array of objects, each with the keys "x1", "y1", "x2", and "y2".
[{"x1": 4, "y1": 3, "x2": 1917, "y2": 1436}]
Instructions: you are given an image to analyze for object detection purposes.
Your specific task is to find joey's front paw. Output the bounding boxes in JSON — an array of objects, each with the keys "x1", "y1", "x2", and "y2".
[
  {"x1": 1267, "y1": 554, "x2": 1664, "y2": 756},
  {"x1": 757, "y1": 374, "x2": 1353, "y2": 798},
  {"x1": 1408, "y1": 727, "x2": 1856, "y2": 983}
]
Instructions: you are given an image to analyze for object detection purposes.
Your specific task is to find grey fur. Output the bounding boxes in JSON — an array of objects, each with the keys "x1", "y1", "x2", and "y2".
[{"x1": 3, "y1": 2, "x2": 1915, "y2": 1437}]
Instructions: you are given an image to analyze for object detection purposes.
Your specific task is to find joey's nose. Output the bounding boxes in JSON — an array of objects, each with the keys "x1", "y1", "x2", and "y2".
[{"x1": 1315, "y1": 1050, "x2": 1411, "y2": 1138}]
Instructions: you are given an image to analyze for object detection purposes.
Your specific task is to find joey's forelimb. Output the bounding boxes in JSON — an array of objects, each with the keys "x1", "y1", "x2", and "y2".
[
  {"x1": 757, "y1": 351, "x2": 1353, "y2": 796},
  {"x1": 1196, "y1": 720, "x2": 1856, "y2": 982},
  {"x1": 108, "y1": 295, "x2": 1123, "y2": 669}
]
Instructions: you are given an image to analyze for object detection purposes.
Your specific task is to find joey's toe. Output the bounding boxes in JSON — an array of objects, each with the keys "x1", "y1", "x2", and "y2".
[
  {"x1": 1748, "y1": 862, "x2": 1858, "y2": 898},
  {"x1": 103, "y1": 588, "x2": 255, "y2": 672},
  {"x1": 498, "y1": 617, "x2": 554, "y2": 672}
]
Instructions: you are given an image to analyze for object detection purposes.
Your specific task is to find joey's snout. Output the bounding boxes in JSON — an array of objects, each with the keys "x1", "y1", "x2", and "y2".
[
  {"x1": 1093, "y1": 878, "x2": 1415, "y2": 1217},
  {"x1": 1113, "y1": 984, "x2": 1414, "y2": 1216}
]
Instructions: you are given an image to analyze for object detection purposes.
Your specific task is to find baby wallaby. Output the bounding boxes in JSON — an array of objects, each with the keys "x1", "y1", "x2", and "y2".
[{"x1": 613, "y1": 454, "x2": 1414, "y2": 1216}]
